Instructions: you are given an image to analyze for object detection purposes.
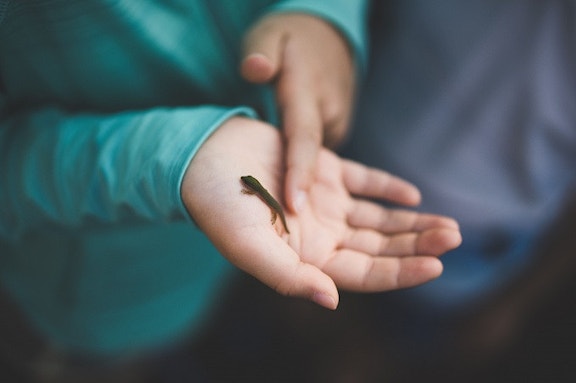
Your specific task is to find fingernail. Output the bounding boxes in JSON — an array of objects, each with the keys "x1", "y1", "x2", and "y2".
[
  {"x1": 312, "y1": 292, "x2": 337, "y2": 310},
  {"x1": 293, "y1": 190, "x2": 307, "y2": 213}
]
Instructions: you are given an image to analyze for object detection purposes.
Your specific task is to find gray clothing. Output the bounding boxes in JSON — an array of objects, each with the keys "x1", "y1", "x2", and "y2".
[{"x1": 345, "y1": 0, "x2": 576, "y2": 308}]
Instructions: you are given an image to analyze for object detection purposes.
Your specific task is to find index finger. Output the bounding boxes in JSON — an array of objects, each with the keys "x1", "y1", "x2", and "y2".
[{"x1": 276, "y1": 44, "x2": 324, "y2": 213}]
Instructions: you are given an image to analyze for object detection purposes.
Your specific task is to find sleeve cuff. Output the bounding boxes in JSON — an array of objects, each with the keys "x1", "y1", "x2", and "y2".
[{"x1": 168, "y1": 106, "x2": 257, "y2": 222}]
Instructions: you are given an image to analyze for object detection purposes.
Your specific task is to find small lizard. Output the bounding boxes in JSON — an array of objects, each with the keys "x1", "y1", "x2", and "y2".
[{"x1": 240, "y1": 175, "x2": 290, "y2": 234}]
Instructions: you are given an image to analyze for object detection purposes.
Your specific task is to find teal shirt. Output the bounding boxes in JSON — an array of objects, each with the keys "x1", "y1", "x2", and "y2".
[{"x1": 0, "y1": 0, "x2": 367, "y2": 355}]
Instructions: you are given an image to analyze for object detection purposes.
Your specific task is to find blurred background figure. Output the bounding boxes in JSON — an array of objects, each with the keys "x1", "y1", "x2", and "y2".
[
  {"x1": 341, "y1": 0, "x2": 576, "y2": 379},
  {"x1": 347, "y1": 0, "x2": 576, "y2": 311}
]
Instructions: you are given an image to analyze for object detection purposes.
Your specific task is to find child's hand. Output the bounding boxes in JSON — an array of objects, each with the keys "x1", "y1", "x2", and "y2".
[
  {"x1": 181, "y1": 117, "x2": 462, "y2": 310},
  {"x1": 241, "y1": 13, "x2": 356, "y2": 214}
]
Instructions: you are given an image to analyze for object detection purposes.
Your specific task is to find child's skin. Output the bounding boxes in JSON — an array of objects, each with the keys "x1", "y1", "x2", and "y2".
[
  {"x1": 182, "y1": 14, "x2": 462, "y2": 310},
  {"x1": 182, "y1": 117, "x2": 462, "y2": 310}
]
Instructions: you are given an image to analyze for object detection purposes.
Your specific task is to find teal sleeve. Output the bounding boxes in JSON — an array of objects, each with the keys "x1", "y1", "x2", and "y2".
[
  {"x1": 268, "y1": 0, "x2": 369, "y2": 70},
  {"x1": 0, "y1": 104, "x2": 255, "y2": 240}
]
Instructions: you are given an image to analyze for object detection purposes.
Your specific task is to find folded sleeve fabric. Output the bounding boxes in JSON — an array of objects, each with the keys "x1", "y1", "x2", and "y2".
[{"x1": 0, "y1": 106, "x2": 254, "y2": 240}]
